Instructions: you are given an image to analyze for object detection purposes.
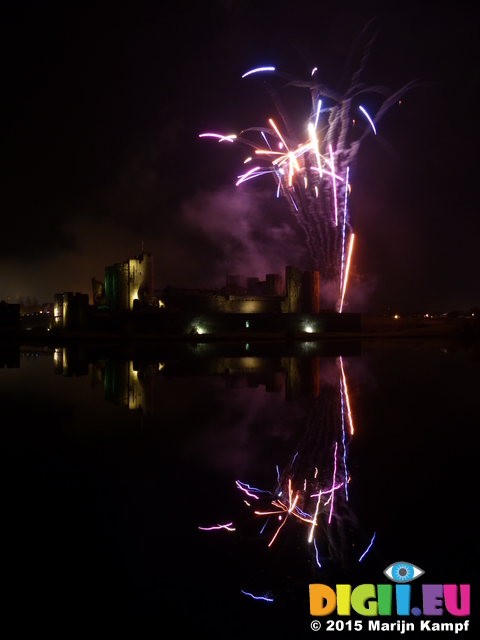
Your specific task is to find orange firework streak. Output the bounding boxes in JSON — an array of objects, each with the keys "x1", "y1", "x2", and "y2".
[
  {"x1": 339, "y1": 234, "x2": 354, "y2": 313},
  {"x1": 340, "y1": 356, "x2": 354, "y2": 435}
]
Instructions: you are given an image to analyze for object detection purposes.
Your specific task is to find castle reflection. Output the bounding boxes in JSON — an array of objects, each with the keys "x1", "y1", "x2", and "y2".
[
  {"x1": 102, "y1": 360, "x2": 153, "y2": 413},
  {"x1": 49, "y1": 341, "x2": 361, "y2": 413},
  {"x1": 21, "y1": 342, "x2": 365, "y2": 577},
  {"x1": 53, "y1": 347, "x2": 154, "y2": 413}
]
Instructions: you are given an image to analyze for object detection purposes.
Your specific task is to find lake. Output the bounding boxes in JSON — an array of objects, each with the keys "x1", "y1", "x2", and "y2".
[{"x1": 2, "y1": 339, "x2": 478, "y2": 637}]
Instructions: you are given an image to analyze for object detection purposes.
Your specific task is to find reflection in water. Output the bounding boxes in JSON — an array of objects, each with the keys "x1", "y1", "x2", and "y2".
[
  {"x1": 52, "y1": 346, "x2": 364, "y2": 572},
  {"x1": 54, "y1": 347, "x2": 153, "y2": 414},
  {"x1": 54, "y1": 347, "x2": 89, "y2": 377},
  {"x1": 14, "y1": 344, "x2": 369, "y2": 597},
  {"x1": 183, "y1": 349, "x2": 375, "y2": 606},
  {"x1": 103, "y1": 360, "x2": 152, "y2": 413},
  {"x1": 2, "y1": 339, "x2": 479, "y2": 633},
  {"x1": 0, "y1": 345, "x2": 20, "y2": 368},
  {"x1": 223, "y1": 355, "x2": 363, "y2": 583},
  {"x1": 40, "y1": 345, "x2": 365, "y2": 570}
]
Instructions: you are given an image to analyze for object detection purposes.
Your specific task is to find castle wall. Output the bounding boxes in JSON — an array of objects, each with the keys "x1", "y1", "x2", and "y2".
[
  {"x1": 63, "y1": 292, "x2": 89, "y2": 330},
  {"x1": 129, "y1": 253, "x2": 154, "y2": 307},
  {"x1": 53, "y1": 293, "x2": 64, "y2": 328},
  {"x1": 301, "y1": 270, "x2": 320, "y2": 313},
  {"x1": 92, "y1": 277, "x2": 105, "y2": 306},
  {"x1": 105, "y1": 252, "x2": 154, "y2": 311},
  {"x1": 266, "y1": 273, "x2": 284, "y2": 295},
  {"x1": 284, "y1": 265, "x2": 302, "y2": 313},
  {"x1": 99, "y1": 311, "x2": 361, "y2": 335}
]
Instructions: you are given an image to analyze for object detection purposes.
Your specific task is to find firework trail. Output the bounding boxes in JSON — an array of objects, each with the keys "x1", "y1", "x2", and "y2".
[{"x1": 201, "y1": 21, "x2": 416, "y2": 306}]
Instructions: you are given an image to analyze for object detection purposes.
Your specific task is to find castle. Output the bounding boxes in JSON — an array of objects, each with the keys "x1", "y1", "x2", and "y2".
[{"x1": 51, "y1": 252, "x2": 360, "y2": 334}]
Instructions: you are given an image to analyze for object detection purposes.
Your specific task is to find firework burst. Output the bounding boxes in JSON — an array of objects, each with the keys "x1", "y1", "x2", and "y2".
[{"x1": 201, "y1": 22, "x2": 416, "y2": 308}]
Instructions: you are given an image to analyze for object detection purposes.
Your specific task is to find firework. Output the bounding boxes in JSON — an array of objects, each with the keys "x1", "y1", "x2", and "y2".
[
  {"x1": 198, "y1": 522, "x2": 236, "y2": 531},
  {"x1": 359, "y1": 532, "x2": 376, "y2": 562},
  {"x1": 339, "y1": 234, "x2": 355, "y2": 314},
  {"x1": 201, "y1": 21, "x2": 416, "y2": 307},
  {"x1": 240, "y1": 590, "x2": 274, "y2": 602}
]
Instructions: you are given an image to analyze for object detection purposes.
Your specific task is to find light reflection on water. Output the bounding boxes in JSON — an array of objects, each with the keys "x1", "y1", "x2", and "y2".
[{"x1": 1, "y1": 341, "x2": 478, "y2": 635}]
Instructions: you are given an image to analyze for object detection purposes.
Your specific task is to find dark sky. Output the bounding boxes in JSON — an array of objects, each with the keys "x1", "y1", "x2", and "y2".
[{"x1": 1, "y1": 0, "x2": 479, "y2": 311}]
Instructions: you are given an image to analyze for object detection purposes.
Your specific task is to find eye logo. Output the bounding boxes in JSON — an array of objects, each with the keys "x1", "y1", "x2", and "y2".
[{"x1": 384, "y1": 561, "x2": 424, "y2": 583}]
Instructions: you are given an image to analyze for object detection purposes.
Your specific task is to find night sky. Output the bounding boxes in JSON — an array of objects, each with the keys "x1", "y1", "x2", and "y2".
[{"x1": 1, "y1": 1, "x2": 479, "y2": 312}]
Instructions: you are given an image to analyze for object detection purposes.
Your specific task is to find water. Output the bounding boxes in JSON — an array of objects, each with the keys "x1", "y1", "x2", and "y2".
[{"x1": 2, "y1": 340, "x2": 478, "y2": 636}]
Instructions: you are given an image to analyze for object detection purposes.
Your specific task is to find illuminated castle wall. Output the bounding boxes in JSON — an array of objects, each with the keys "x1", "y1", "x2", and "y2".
[
  {"x1": 53, "y1": 292, "x2": 89, "y2": 329},
  {"x1": 104, "y1": 252, "x2": 154, "y2": 311},
  {"x1": 161, "y1": 265, "x2": 321, "y2": 315}
]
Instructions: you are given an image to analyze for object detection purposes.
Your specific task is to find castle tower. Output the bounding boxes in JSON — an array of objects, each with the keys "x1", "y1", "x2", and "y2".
[
  {"x1": 285, "y1": 266, "x2": 302, "y2": 313},
  {"x1": 301, "y1": 270, "x2": 320, "y2": 313},
  {"x1": 105, "y1": 252, "x2": 154, "y2": 311}
]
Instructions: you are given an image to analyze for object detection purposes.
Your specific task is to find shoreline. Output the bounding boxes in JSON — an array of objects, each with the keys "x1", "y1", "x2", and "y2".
[{"x1": 1, "y1": 321, "x2": 478, "y2": 348}]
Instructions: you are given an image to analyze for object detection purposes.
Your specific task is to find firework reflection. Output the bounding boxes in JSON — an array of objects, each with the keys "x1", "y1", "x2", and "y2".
[{"x1": 198, "y1": 354, "x2": 370, "y2": 601}]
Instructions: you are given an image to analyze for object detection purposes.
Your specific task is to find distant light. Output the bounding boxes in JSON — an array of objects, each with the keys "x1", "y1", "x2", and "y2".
[
  {"x1": 197, "y1": 327, "x2": 204, "y2": 334},
  {"x1": 242, "y1": 66, "x2": 275, "y2": 78},
  {"x1": 305, "y1": 326, "x2": 313, "y2": 333},
  {"x1": 394, "y1": 315, "x2": 399, "y2": 319},
  {"x1": 245, "y1": 343, "x2": 249, "y2": 351},
  {"x1": 245, "y1": 321, "x2": 249, "y2": 328}
]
